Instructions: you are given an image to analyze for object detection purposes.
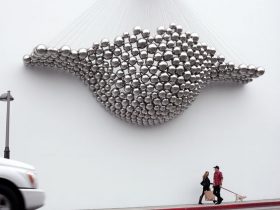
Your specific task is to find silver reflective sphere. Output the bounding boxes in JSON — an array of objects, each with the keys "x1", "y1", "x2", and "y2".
[
  {"x1": 133, "y1": 26, "x2": 142, "y2": 35},
  {"x1": 23, "y1": 55, "x2": 31, "y2": 64},
  {"x1": 24, "y1": 24, "x2": 265, "y2": 126},
  {"x1": 35, "y1": 44, "x2": 47, "y2": 56}
]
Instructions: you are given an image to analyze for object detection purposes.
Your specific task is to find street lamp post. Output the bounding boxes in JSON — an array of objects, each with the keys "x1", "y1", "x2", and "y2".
[{"x1": 0, "y1": 91, "x2": 14, "y2": 159}]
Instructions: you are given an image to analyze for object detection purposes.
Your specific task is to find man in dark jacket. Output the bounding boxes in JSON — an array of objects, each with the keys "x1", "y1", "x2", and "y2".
[{"x1": 213, "y1": 165, "x2": 223, "y2": 204}]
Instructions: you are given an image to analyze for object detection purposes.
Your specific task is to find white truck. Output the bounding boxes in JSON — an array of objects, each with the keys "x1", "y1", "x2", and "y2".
[{"x1": 0, "y1": 157, "x2": 45, "y2": 210}]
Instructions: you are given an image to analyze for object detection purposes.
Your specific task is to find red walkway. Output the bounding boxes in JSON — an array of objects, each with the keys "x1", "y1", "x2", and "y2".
[
  {"x1": 155, "y1": 199, "x2": 280, "y2": 210},
  {"x1": 91, "y1": 199, "x2": 280, "y2": 210}
]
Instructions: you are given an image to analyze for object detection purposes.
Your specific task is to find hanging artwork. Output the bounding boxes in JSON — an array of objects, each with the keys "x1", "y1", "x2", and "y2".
[{"x1": 23, "y1": 24, "x2": 265, "y2": 126}]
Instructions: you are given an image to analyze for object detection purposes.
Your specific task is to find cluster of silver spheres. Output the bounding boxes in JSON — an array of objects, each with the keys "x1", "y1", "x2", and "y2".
[{"x1": 23, "y1": 23, "x2": 265, "y2": 126}]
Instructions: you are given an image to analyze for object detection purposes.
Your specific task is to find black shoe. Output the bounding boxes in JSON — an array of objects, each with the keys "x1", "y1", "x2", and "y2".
[
  {"x1": 217, "y1": 198, "x2": 223, "y2": 204},
  {"x1": 213, "y1": 200, "x2": 217, "y2": 203},
  {"x1": 198, "y1": 202, "x2": 203, "y2": 205}
]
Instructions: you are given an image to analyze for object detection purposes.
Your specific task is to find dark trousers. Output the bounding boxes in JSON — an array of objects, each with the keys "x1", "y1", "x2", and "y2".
[
  {"x1": 198, "y1": 187, "x2": 210, "y2": 204},
  {"x1": 198, "y1": 190, "x2": 205, "y2": 204},
  {"x1": 213, "y1": 185, "x2": 223, "y2": 202}
]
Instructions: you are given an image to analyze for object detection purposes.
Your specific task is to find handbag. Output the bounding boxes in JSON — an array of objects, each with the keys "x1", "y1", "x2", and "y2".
[
  {"x1": 200, "y1": 180, "x2": 205, "y2": 186},
  {"x1": 204, "y1": 190, "x2": 215, "y2": 201}
]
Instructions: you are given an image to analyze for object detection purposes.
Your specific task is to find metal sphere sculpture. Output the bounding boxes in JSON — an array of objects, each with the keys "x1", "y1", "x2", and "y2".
[{"x1": 23, "y1": 24, "x2": 265, "y2": 126}]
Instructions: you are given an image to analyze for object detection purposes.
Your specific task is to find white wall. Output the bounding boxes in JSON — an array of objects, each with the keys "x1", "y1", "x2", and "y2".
[{"x1": 0, "y1": 0, "x2": 279, "y2": 210}]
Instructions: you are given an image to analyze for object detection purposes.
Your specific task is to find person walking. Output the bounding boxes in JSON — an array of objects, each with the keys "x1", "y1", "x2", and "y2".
[
  {"x1": 213, "y1": 165, "x2": 223, "y2": 204},
  {"x1": 198, "y1": 171, "x2": 211, "y2": 204}
]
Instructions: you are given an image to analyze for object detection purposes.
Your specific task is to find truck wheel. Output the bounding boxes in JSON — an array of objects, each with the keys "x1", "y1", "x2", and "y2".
[{"x1": 0, "y1": 185, "x2": 23, "y2": 210}]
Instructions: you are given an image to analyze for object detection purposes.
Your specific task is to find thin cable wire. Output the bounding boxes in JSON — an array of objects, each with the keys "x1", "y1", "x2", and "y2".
[
  {"x1": 68, "y1": 0, "x2": 107, "y2": 47},
  {"x1": 159, "y1": 0, "x2": 166, "y2": 28},
  {"x1": 114, "y1": 0, "x2": 125, "y2": 36},
  {"x1": 162, "y1": 0, "x2": 173, "y2": 27},
  {"x1": 47, "y1": 5, "x2": 94, "y2": 46},
  {"x1": 70, "y1": 0, "x2": 107, "y2": 47},
  {"x1": 179, "y1": 1, "x2": 244, "y2": 64},
  {"x1": 189, "y1": 5, "x2": 244, "y2": 63},
  {"x1": 55, "y1": 0, "x2": 101, "y2": 47},
  {"x1": 49, "y1": 0, "x2": 99, "y2": 48},
  {"x1": 168, "y1": 0, "x2": 189, "y2": 29},
  {"x1": 48, "y1": 0, "x2": 246, "y2": 65},
  {"x1": 111, "y1": 0, "x2": 124, "y2": 39}
]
